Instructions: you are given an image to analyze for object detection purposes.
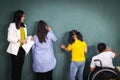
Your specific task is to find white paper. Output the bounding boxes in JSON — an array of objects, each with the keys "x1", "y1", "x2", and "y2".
[{"x1": 22, "y1": 36, "x2": 34, "y2": 54}]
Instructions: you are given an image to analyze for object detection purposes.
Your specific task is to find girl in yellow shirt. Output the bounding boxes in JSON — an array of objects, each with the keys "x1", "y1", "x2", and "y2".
[{"x1": 61, "y1": 30, "x2": 87, "y2": 80}]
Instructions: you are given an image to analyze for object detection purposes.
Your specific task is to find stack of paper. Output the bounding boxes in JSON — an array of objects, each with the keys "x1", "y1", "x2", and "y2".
[{"x1": 22, "y1": 36, "x2": 34, "y2": 54}]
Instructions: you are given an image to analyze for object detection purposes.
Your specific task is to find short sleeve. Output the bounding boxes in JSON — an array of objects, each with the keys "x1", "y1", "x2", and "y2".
[
  {"x1": 47, "y1": 31, "x2": 57, "y2": 42},
  {"x1": 110, "y1": 51, "x2": 115, "y2": 58},
  {"x1": 67, "y1": 44, "x2": 72, "y2": 51},
  {"x1": 83, "y1": 41, "x2": 87, "y2": 48},
  {"x1": 90, "y1": 57, "x2": 95, "y2": 68}
]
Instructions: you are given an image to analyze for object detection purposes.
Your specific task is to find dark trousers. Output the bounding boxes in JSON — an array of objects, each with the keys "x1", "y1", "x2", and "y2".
[
  {"x1": 11, "y1": 47, "x2": 25, "y2": 80},
  {"x1": 36, "y1": 70, "x2": 53, "y2": 80}
]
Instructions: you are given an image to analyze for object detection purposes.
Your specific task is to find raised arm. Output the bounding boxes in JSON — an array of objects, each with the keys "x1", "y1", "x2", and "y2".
[
  {"x1": 61, "y1": 44, "x2": 69, "y2": 52},
  {"x1": 47, "y1": 27, "x2": 57, "y2": 42}
]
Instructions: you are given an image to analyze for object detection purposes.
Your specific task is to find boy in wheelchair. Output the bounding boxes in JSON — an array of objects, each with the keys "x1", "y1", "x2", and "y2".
[{"x1": 89, "y1": 43, "x2": 120, "y2": 80}]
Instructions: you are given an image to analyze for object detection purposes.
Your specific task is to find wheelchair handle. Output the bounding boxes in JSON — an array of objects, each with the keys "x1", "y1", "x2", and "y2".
[{"x1": 94, "y1": 59, "x2": 102, "y2": 67}]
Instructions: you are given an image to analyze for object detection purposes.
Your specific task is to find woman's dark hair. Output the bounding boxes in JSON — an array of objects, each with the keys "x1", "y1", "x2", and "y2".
[
  {"x1": 97, "y1": 43, "x2": 106, "y2": 53},
  {"x1": 13, "y1": 10, "x2": 25, "y2": 29},
  {"x1": 68, "y1": 30, "x2": 83, "y2": 44},
  {"x1": 37, "y1": 20, "x2": 48, "y2": 43}
]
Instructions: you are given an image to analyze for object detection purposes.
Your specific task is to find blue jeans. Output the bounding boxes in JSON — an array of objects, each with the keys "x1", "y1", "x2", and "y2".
[{"x1": 70, "y1": 61, "x2": 85, "y2": 80}]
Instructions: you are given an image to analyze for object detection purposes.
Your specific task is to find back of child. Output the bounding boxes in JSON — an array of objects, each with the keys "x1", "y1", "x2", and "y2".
[
  {"x1": 90, "y1": 43, "x2": 120, "y2": 80},
  {"x1": 61, "y1": 30, "x2": 87, "y2": 80}
]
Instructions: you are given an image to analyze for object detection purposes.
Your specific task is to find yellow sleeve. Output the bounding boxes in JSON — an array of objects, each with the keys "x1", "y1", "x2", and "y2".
[
  {"x1": 67, "y1": 44, "x2": 72, "y2": 51},
  {"x1": 85, "y1": 42, "x2": 87, "y2": 47},
  {"x1": 83, "y1": 41, "x2": 87, "y2": 47}
]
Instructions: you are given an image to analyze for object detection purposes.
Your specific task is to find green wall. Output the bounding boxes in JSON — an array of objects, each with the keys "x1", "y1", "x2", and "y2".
[{"x1": 0, "y1": 0, "x2": 120, "y2": 80}]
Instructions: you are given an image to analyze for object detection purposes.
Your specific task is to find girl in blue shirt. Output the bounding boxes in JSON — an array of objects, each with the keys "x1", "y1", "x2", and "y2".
[{"x1": 32, "y1": 20, "x2": 57, "y2": 80}]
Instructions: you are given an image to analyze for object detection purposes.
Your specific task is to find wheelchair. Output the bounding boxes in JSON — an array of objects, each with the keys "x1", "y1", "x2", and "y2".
[{"x1": 88, "y1": 59, "x2": 118, "y2": 80}]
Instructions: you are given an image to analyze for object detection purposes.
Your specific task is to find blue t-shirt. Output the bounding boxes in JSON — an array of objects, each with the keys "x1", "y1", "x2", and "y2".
[{"x1": 32, "y1": 31, "x2": 57, "y2": 72}]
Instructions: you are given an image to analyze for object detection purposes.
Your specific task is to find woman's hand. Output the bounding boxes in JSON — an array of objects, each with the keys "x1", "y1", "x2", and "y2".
[
  {"x1": 23, "y1": 39, "x2": 27, "y2": 44},
  {"x1": 30, "y1": 36, "x2": 34, "y2": 41},
  {"x1": 46, "y1": 26, "x2": 51, "y2": 31},
  {"x1": 48, "y1": 27, "x2": 51, "y2": 31},
  {"x1": 18, "y1": 39, "x2": 27, "y2": 44}
]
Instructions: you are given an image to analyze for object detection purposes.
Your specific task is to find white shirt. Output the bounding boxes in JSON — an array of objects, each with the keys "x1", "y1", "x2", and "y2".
[{"x1": 90, "y1": 51, "x2": 115, "y2": 68}]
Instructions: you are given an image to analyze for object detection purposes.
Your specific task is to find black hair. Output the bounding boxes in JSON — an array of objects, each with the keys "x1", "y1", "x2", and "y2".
[
  {"x1": 13, "y1": 10, "x2": 25, "y2": 29},
  {"x1": 68, "y1": 30, "x2": 83, "y2": 44},
  {"x1": 37, "y1": 20, "x2": 48, "y2": 43},
  {"x1": 97, "y1": 43, "x2": 106, "y2": 53}
]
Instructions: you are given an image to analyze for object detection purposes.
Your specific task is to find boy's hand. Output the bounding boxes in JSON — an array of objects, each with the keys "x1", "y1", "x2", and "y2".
[{"x1": 105, "y1": 48, "x2": 111, "y2": 51}]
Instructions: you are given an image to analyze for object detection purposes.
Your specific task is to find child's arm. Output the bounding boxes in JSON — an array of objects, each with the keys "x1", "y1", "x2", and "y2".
[
  {"x1": 90, "y1": 67, "x2": 95, "y2": 72},
  {"x1": 105, "y1": 47, "x2": 111, "y2": 51},
  {"x1": 113, "y1": 52, "x2": 118, "y2": 58},
  {"x1": 90, "y1": 57, "x2": 96, "y2": 72},
  {"x1": 61, "y1": 44, "x2": 69, "y2": 52},
  {"x1": 84, "y1": 46, "x2": 87, "y2": 53},
  {"x1": 47, "y1": 27, "x2": 57, "y2": 42},
  {"x1": 105, "y1": 48, "x2": 118, "y2": 57}
]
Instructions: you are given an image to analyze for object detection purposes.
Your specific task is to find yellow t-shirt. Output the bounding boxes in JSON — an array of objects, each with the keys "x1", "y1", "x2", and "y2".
[
  {"x1": 67, "y1": 39, "x2": 87, "y2": 62},
  {"x1": 20, "y1": 27, "x2": 25, "y2": 47}
]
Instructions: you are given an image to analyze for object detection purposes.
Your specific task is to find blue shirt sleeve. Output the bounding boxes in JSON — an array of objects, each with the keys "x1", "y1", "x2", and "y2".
[
  {"x1": 33, "y1": 35, "x2": 38, "y2": 44},
  {"x1": 47, "y1": 31, "x2": 57, "y2": 42},
  {"x1": 32, "y1": 35, "x2": 37, "y2": 49}
]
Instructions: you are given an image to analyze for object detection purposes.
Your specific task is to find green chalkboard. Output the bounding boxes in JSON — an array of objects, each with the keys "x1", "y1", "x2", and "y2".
[{"x1": 0, "y1": 0, "x2": 120, "y2": 80}]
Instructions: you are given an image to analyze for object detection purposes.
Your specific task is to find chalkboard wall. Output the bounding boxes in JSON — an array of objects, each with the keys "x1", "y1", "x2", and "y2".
[{"x1": 0, "y1": 0, "x2": 120, "y2": 80}]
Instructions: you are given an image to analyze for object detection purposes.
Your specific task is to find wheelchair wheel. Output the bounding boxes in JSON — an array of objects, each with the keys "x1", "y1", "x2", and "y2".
[
  {"x1": 88, "y1": 71, "x2": 92, "y2": 80},
  {"x1": 91, "y1": 69, "x2": 117, "y2": 80}
]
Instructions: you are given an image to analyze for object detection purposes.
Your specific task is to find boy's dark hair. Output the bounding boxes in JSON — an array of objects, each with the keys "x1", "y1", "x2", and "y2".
[
  {"x1": 97, "y1": 43, "x2": 106, "y2": 53},
  {"x1": 68, "y1": 30, "x2": 83, "y2": 44}
]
